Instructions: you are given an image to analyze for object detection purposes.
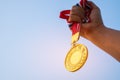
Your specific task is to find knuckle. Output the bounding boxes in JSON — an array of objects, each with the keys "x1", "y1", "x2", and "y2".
[{"x1": 72, "y1": 5, "x2": 77, "y2": 9}]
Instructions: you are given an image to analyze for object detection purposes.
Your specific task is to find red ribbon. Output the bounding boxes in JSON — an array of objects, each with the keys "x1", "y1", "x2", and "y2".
[{"x1": 59, "y1": 10, "x2": 70, "y2": 22}]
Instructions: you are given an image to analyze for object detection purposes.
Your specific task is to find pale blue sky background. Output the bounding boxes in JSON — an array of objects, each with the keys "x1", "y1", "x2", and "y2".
[{"x1": 0, "y1": 0, "x2": 120, "y2": 80}]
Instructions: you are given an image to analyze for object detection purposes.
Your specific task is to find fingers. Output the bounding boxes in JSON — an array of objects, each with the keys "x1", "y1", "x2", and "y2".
[
  {"x1": 87, "y1": 1, "x2": 99, "y2": 9},
  {"x1": 68, "y1": 1, "x2": 100, "y2": 23},
  {"x1": 70, "y1": 6, "x2": 85, "y2": 17},
  {"x1": 68, "y1": 5, "x2": 85, "y2": 23},
  {"x1": 68, "y1": 15, "x2": 81, "y2": 23}
]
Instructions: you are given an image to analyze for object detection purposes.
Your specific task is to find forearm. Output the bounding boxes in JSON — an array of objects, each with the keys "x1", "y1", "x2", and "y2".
[{"x1": 87, "y1": 25, "x2": 120, "y2": 62}]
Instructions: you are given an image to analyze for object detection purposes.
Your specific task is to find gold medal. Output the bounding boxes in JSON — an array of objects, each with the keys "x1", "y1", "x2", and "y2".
[{"x1": 65, "y1": 44, "x2": 88, "y2": 72}]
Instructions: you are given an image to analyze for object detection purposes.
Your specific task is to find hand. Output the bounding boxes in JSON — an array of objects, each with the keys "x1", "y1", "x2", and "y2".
[{"x1": 69, "y1": 1, "x2": 104, "y2": 39}]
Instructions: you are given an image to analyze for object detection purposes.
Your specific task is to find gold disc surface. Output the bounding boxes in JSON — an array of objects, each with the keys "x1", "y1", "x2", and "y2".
[{"x1": 65, "y1": 44, "x2": 88, "y2": 72}]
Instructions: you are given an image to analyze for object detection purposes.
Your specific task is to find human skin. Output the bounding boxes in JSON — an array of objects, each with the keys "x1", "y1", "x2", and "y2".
[{"x1": 69, "y1": 1, "x2": 120, "y2": 62}]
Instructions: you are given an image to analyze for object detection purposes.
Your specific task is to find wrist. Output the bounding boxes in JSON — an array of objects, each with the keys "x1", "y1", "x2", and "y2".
[{"x1": 86, "y1": 24, "x2": 106, "y2": 41}]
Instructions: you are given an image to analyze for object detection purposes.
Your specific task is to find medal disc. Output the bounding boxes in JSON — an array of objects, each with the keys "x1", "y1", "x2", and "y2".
[{"x1": 65, "y1": 44, "x2": 88, "y2": 72}]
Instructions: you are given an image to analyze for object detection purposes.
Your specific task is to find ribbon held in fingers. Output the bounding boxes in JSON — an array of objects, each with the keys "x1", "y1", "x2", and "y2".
[
  {"x1": 60, "y1": 10, "x2": 81, "y2": 44},
  {"x1": 59, "y1": 0, "x2": 92, "y2": 44}
]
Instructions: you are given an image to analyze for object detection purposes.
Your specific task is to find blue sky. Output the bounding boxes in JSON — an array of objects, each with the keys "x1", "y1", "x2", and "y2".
[{"x1": 0, "y1": 0, "x2": 120, "y2": 80}]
